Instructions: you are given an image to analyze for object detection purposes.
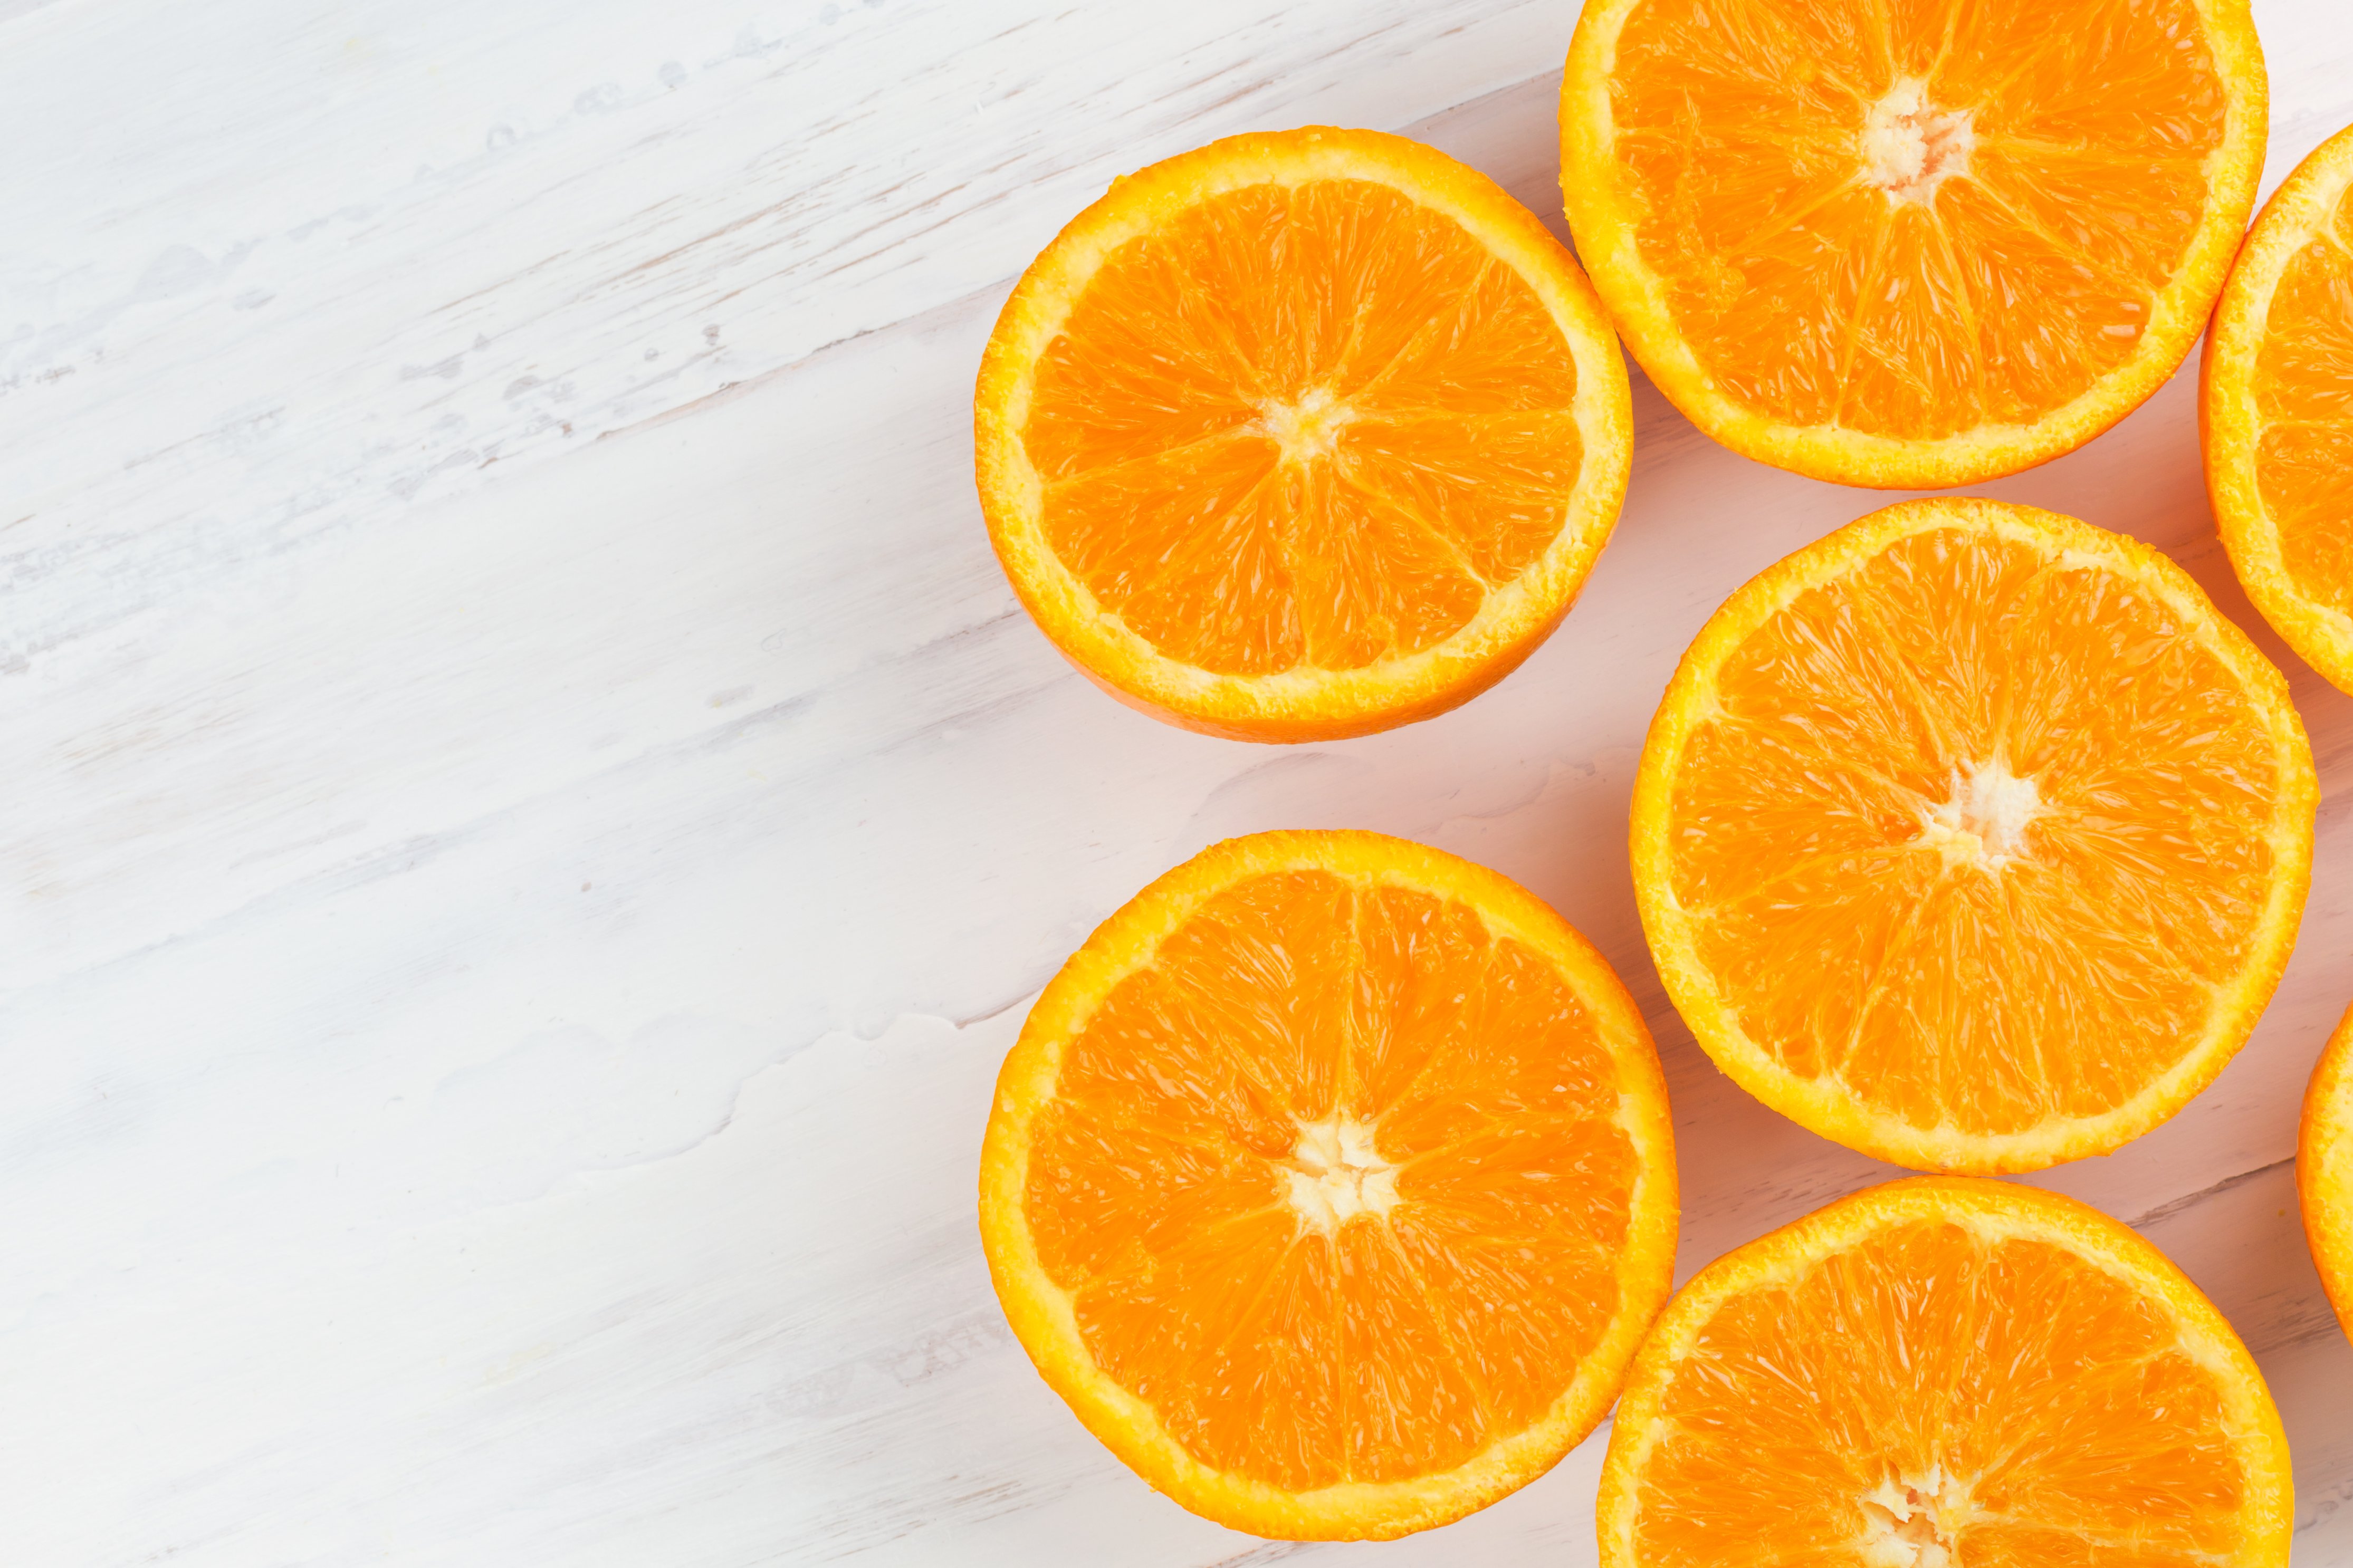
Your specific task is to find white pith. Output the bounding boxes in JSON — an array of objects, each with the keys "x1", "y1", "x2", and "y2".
[
  {"x1": 1917, "y1": 757, "x2": 2043, "y2": 870},
  {"x1": 1285, "y1": 1112, "x2": 1400, "y2": 1234},
  {"x1": 1859, "y1": 1465, "x2": 1972, "y2": 1567},
  {"x1": 1257, "y1": 385, "x2": 1354, "y2": 465},
  {"x1": 1861, "y1": 80, "x2": 1975, "y2": 205}
]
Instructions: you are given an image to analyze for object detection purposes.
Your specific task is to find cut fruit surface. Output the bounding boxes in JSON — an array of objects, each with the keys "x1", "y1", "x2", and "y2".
[
  {"x1": 978, "y1": 830, "x2": 1677, "y2": 1539},
  {"x1": 1600, "y1": 1177, "x2": 2293, "y2": 1568},
  {"x1": 1561, "y1": 0, "x2": 2268, "y2": 487},
  {"x1": 2303, "y1": 1001, "x2": 2353, "y2": 1341},
  {"x1": 1632, "y1": 498, "x2": 2313, "y2": 1172},
  {"x1": 2204, "y1": 119, "x2": 2353, "y2": 697},
  {"x1": 975, "y1": 128, "x2": 1633, "y2": 742}
]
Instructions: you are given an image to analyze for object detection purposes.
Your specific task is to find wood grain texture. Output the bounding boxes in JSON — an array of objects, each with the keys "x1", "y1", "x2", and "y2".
[{"x1": 3, "y1": 1, "x2": 2352, "y2": 1563}]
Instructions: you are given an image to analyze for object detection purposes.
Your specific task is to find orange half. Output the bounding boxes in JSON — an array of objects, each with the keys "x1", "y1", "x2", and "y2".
[
  {"x1": 1600, "y1": 1177, "x2": 2294, "y2": 1568},
  {"x1": 1633, "y1": 497, "x2": 2314, "y2": 1172},
  {"x1": 2203, "y1": 119, "x2": 2353, "y2": 696},
  {"x1": 1562, "y1": 0, "x2": 2268, "y2": 487},
  {"x1": 978, "y1": 830, "x2": 1677, "y2": 1538},
  {"x1": 976, "y1": 129, "x2": 1633, "y2": 741},
  {"x1": 2303, "y1": 1000, "x2": 2353, "y2": 1341}
]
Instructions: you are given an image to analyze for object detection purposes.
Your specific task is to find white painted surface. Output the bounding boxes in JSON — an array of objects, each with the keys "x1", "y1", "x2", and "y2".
[{"x1": 5, "y1": 1, "x2": 2353, "y2": 1561}]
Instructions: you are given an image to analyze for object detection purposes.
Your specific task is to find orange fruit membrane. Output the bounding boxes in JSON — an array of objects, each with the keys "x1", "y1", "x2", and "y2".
[
  {"x1": 1633, "y1": 498, "x2": 2314, "y2": 1173},
  {"x1": 2303, "y1": 1000, "x2": 2353, "y2": 1341},
  {"x1": 2204, "y1": 119, "x2": 2353, "y2": 697},
  {"x1": 1600, "y1": 1177, "x2": 2294, "y2": 1568},
  {"x1": 975, "y1": 128, "x2": 1633, "y2": 742},
  {"x1": 978, "y1": 831, "x2": 1677, "y2": 1538},
  {"x1": 1562, "y1": 0, "x2": 2268, "y2": 487}
]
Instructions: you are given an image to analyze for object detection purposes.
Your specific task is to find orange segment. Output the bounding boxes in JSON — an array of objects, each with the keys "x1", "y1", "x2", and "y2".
[
  {"x1": 978, "y1": 830, "x2": 1677, "y2": 1540},
  {"x1": 1632, "y1": 498, "x2": 2314, "y2": 1172},
  {"x1": 976, "y1": 128, "x2": 1633, "y2": 741},
  {"x1": 1600, "y1": 1178, "x2": 2294, "y2": 1568},
  {"x1": 1561, "y1": 0, "x2": 2267, "y2": 487},
  {"x1": 2204, "y1": 119, "x2": 2353, "y2": 697},
  {"x1": 2302, "y1": 1001, "x2": 2353, "y2": 1343}
]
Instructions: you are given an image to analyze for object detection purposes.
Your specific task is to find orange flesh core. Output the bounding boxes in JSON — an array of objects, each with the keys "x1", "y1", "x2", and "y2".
[
  {"x1": 1631, "y1": 1218, "x2": 2254, "y2": 1565},
  {"x1": 2254, "y1": 180, "x2": 2353, "y2": 614},
  {"x1": 1607, "y1": 0, "x2": 2225, "y2": 437},
  {"x1": 1669, "y1": 526, "x2": 2280, "y2": 1136},
  {"x1": 1021, "y1": 870, "x2": 1635, "y2": 1488},
  {"x1": 1025, "y1": 180, "x2": 1585, "y2": 675}
]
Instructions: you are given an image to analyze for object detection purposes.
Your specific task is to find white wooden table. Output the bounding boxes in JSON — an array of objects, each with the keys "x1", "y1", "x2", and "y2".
[{"x1": 6, "y1": 2, "x2": 2353, "y2": 1562}]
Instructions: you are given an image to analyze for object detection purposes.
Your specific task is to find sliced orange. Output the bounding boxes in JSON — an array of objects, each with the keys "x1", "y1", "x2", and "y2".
[
  {"x1": 1633, "y1": 497, "x2": 2314, "y2": 1172},
  {"x1": 2303, "y1": 999, "x2": 2353, "y2": 1341},
  {"x1": 1600, "y1": 1177, "x2": 2294, "y2": 1568},
  {"x1": 1561, "y1": 0, "x2": 2268, "y2": 487},
  {"x1": 975, "y1": 128, "x2": 1633, "y2": 742},
  {"x1": 978, "y1": 830, "x2": 1677, "y2": 1538},
  {"x1": 2204, "y1": 119, "x2": 2353, "y2": 696}
]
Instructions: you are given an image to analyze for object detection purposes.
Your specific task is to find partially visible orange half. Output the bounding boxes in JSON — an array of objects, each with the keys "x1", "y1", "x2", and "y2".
[
  {"x1": 1601, "y1": 1177, "x2": 2294, "y2": 1568},
  {"x1": 1562, "y1": 0, "x2": 2268, "y2": 487},
  {"x1": 979, "y1": 830, "x2": 1677, "y2": 1538},
  {"x1": 976, "y1": 128, "x2": 1632, "y2": 742},
  {"x1": 2203, "y1": 119, "x2": 2353, "y2": 696},
  {"x1": 2303, "y1": 1000, "x2": 2353, "y2": 1341}
]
